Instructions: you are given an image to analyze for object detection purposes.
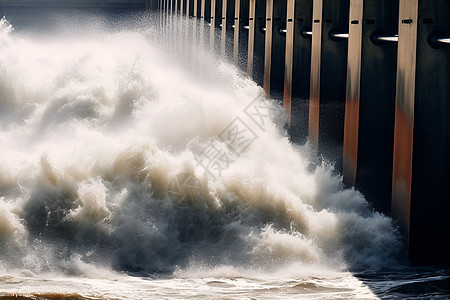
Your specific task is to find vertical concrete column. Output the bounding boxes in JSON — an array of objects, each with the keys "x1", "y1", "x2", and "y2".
[
  {"x1": 283, "y1": 0, "x2": 296, "y2": 126},
  {"x1": 234, "y1": 0, "x2": 249, "y2": 70},
  {"x1": 342, "y1": 0, "x2": 363, "y2": 186},
  {"x1": 158, "y1": 0, "x2": 163, "y2": 26},
  {"x1": 185, "y1": 0, "x2": 191, "y2": 61},
  {"x1": 180, "y1": 0, "x2": 184, "y2": 15},
  {"x1": 391, "y1": 0, "x2": 418, "y2": 247},
  {"x1": 393, "y1": 0, "x2": 450, "y2": 265},
  {"x1": 163, "y1": 0, "x2": 167, "y2": 35},
  {"x1": 168, "y1": 0, "x2": 171, "y2": 36},
  {"x1": 247, "y1": 0, "x2": 256, "y2": 76},
  {"x1": 192, "y1": 0, "x2": 198, "y2": 47},
  {"x1": 220, "y1": 0, "x2": 236, "y2": 58},
  {"x1": 201, "y1": 0, "x2": 206, "y2": 21},
  {"x1": 308, "y1": 0, "x2": 323, "y2": 148},
  {"x1": 169, "y1": 0, "x2": 175, "y2": 53},
  {"x1": 248, "y1": 0, "x2": 266, "y2": 86},
  {"x1": 234, "y1": 0, "x2": 241, "y2": 64},
  {"x1": 284, "y1": 0, "x2": 313, "y2": 143},
  {"x1": 267, "y1": 1, "x2": 287, "y2": 99},
  {"x1": 264, "y1": 0, "x2": 289, "y2": 97},
  {"x1": 341, "y1": 0, "x2": 398, "y2": 214},
  {"x1": 213, "y1": 0, "x2": 223, "y2": 50},
  {"x1": 203, "y1": 0, "x2": 212, "y2": 46},
  {"x1": 159, "y1": 0, "x2": 163, "y2": 32},
  {"x1": 263, "y1": 0, "x2": 274, "y2": 95},
  {"x1": 200, "y1": 0, "x2": 206, "y2": 47},
  {"x1": 210, "y1": 0, "x2": 217, "y2": 49},
  {"x1": 221, "y1": 0, "x2": 228, "y2": 55},
  {"x1": 309, "y1": 0, "x2": 349, "y2": 171}
]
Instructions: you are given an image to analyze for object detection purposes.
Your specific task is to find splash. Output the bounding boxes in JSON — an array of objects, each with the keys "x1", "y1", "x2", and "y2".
[
  {"x1": 0, "y1": 16, "x2": 13, "y2": 34},
  {"x1": 0, "y1": 13, "x2": 401, "y2": 279}
]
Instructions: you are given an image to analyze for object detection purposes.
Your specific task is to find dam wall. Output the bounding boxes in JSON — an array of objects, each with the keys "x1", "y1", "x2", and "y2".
[
  {"x1": 156, "y1": 0, "x2": 450, "y2": 265},
  {"x1": 1, "y1": 0, "x2": 448, "y2": 265}
]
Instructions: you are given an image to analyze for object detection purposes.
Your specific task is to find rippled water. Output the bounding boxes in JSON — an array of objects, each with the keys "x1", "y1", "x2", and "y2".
[{"x1": 1, "y1": 268, "x2": 449, "y2": 299}]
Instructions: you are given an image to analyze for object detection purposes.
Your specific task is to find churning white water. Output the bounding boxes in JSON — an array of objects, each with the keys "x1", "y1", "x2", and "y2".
[{"x1": 0, "y1": 10, "x2": 427, "y2": 299}]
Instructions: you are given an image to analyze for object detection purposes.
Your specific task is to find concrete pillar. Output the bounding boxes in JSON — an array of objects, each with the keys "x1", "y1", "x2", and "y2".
[
  {"x1": 342, "y1": 0, "x2": 398, "y2": 214},
  {"x1": 308, "y1": 0, "x2": 349, "y2": 171},
  {"x1": 192, "y1": 0, "x2": 198, "y2": 47},
  {"x1": 234, "y1": 0, "x2": 241, "y2": 64},
  {"x1": 221, "y1": 0, "x2": 235, "y2": 58},
  {"x1": 164, "y1": 0, "x2": 169, "y2": 35},
  {"x1": 283, "y1": 0, "x2": 313, "y2": 140},
  {"x1": 283, "y1": 0, "x2": 296, "y2": 126},
  {"x1": 247, "y1": 0, "x2": 266, "y2": 86},
  {"x1": 264, "y1": 0, "x2": 287, "y2": 99},
  {"x1": 264, "y1": 0, "x2": 274, "y2": 95},
  {"x1": 392, "y1": 0, "x2": 450, "y2": 265},
  {"x1": 200, "y1": 0, "x2": 206, "y2": 47},
  {"x1": 159, "y1": 0, "x2": 163, "y2": 32},
  {"x1": 247, "y1": 0, "x2": 256, "y2": 75},
  {"x1": 342, "y1": 0, "x2": 363, "y2": 188},
  {"x1": 232, "y1": 0, "x2": 249, "y2": 69},
  {"x1": 392, "y1": 0, "x2": 419, "y2": 256},
  {"x1": 221, "y1": 0, "x2": 228, "y2": 55},
  {"x1": 288, "y1": 0, "x2": 313, "y2": 143},
  {"x1": 308, "y1": 0, "x2": 323, "y2": 149},
  {"x1": 187, "y1": 0, "x2": 191, "y2": 16},
  {"x1": 185, "y1": 0, "x2": 192, "y2": 62},
  {"x1": 212, "y1": 0, "x2": 223, "y2": 49},
  {"x1": 210, "y1": 0, "x2": 217, "y2": 49}
]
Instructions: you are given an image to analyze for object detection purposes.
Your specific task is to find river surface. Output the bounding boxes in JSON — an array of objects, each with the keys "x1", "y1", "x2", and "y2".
[{"x1": 0, "y1": 7, "x2": 448, "y2": 300}]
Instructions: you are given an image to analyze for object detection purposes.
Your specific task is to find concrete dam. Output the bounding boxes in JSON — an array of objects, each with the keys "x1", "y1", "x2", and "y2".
[
  {"x1": 1, "y1": 0, "x2": 450, "y2": 298},
  {"x1": 0, "y1": 0, "x2": 448, "y2": 267},
  {"x1": 153, "y1": 0, "x2": 449, "y2": 266}
]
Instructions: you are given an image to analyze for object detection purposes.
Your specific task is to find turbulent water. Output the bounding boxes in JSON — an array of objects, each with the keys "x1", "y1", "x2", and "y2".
[{"x1": 0, "y1": 8, "x2": 448, "y2": 300}]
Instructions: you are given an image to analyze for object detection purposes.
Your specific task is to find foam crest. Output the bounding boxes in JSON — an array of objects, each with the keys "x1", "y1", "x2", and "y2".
[{"x1": 0, "y1": 15, "x2": 401, "y2": 278}]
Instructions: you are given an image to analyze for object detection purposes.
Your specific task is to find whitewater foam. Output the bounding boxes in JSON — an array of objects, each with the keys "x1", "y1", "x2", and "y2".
[{"x1": 0, "y1": 12, "x2": 401, "y2": 280}]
